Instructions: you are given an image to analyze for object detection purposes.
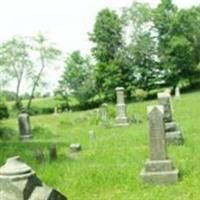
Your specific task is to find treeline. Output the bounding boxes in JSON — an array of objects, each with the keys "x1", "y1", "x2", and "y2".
[
  {"x1": 1, "y1": 0, "x2": 200, "y2": 114},
  {"x1": 58, "y1": 0, "x2": 200, "y2": 106}
]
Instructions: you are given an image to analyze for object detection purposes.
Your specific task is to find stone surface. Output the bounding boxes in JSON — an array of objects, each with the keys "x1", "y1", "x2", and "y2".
[
  {"x1": 99, "y1": 103, "x2": 109, "y2": 127},
  {"x1": 0, "y1": 156, "x2": 67, "y2": 200},
  {"x1": 166, "y1": 130, "x2": 184, "y2": 145},
  {"x1": 157, "y1": 92, "x2": 173, "y2": 122},
  {"x1": 115, "y1": 87, "x2": 129, "y2": 126},
  {"x1": 69, "y1": 144, "x2": 82, "y2": 152},
  {"x1": 158, "y1": 92, "x2": 184, "y2": 145},
  {"x1": 18, "y1": 112, "x2": 32, "y2": 139},
  {"x1": 175, "y1": 87, "x2": 181, "y2": 99},
  {"x1": 49, "y1": 144, "x2": 57, "y2": 161},
  {"x1": 140, "y1": 105, "x2": 179, "y2": 184}
]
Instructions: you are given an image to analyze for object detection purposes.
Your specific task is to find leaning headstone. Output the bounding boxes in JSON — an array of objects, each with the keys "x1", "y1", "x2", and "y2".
[
  {"x1": 140, "y1": 105, "x2": 179, "y2": 184},
  {"x1": 157, "y1": 92, "x2": 184, "y2": 145},
  {"x1": 115, "y1": 87, "x2": 129, "y2": 126},
  {"x1": 175, "y1": 87, "x2": 181, "y2": 99},
  {"x1": 49, "y1": 144, "x2": 57, "y2": 161},
  {"x1": 35, "y1": 149, "x2": 45, "y2": 164},
  {"x1": 0, "y1": 156, "x2": 67, "y2": 200},
  {"x1": 18, "y1": 112, "x2": 32, "y2": 139},
  {"x1": 69, "y1": 144, "x2": 82, "y2": 153}
]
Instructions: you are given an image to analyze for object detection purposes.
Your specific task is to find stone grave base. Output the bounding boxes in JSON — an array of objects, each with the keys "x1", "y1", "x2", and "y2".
[
  {"x1": 165, "y1": 121, "x2": 184, "y2": 145},
  {"x1": 166, "y1": 130, "x2": 184, "y2": 145},
  {"x1": 140, "y1": 159, "x2": 179, "y2": 184},
  {"x1": 20, "y1": 134, "x2": 32, "y2": 140},
  {"x1": 115, "y1": 117, "x2": 129, "y2": 127},
  {"x1": 165, "y1": 121, "x2": 177, "y2": 132}
]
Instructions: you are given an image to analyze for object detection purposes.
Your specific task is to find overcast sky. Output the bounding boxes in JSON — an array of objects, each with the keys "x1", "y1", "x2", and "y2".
[{"x1": 0, "y1": 0, "x2": 199, "y2": 93}]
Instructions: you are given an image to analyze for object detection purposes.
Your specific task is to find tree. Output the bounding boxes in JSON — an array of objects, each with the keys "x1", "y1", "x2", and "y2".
[
  {"x1": 59, "y1": 51, "x2": 96, "y2": 105},
  {"x1": 26, "y1": 33, "x2": 61, "y2": 110},
  {"x1": 89, "y1": 8, "x2": 123, "y2": 100},
  {"x1": 0, "y1": 36, "x2": 33, "y2": 109},
  {"x1": 121, "y1": 2, "x2": 159, "y2": 96},
  {"x1": 154, "y1": 2, "x2": 200, "y2": 87}
]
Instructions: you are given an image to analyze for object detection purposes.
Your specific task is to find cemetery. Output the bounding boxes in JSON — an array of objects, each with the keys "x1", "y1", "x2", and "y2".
[
  {"x1": 1, "y1": 90, "x2": 200, "y2": 199},
  {"x1": 0, "y1": 0, "x2": 200, "y2": 199}
]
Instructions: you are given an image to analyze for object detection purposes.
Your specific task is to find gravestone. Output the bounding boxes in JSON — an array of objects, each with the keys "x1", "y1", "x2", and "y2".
[
  {"x1": 175, "y1": 87, "x2": 181, "y2": 99},
  {"x1": 35, "y1": 149, "x2": 45, "y2": 164},
  {"x1": 18, "y1": 112, "x2": 32, "y2": 139},
  {"x1": 115, "y1": 87, "x2": 129, "y2": 126},
  {"x1": 99, "y1": 103, "x2": 109, "y2": 127},
  {"x1": 157, "y1": 92, "x2": 184, "y2": 145},
  {"x1": 0, "y1": 156, "x2": 67, "y2": 200},
  {"x1": 49, "y1": 144, "x2": 57, "y2": 161},
  {"x1": 140, "y1": 105, "x2": 179, "y2": 184}
]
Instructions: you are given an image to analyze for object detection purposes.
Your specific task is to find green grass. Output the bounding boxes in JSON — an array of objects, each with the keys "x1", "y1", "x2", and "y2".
[{"x1": 1, "y1": 91, "x2": 200, "y2": 199}]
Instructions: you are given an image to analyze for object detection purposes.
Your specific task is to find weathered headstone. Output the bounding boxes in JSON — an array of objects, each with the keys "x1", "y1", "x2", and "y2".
[
  {"x1": 140, "y1": 105, "x2": 179, "y2": 184},
  {"x1": 99, "y1": 103, "x2": 109, "y2": 127},
  {"x1": 175, "y1": 87, "x2": 181, "y2": 99},
  {"x1": 18, "y1": 112, "x2": 32, "y2": 139},
  {"x1": 49, "y1": 144, "x2": 57, "y2": 161},
  {"x1": 157, "y1": 92, "x2": 184, "y2": 145},
  {"x1": 115, "y1": 87, "x2": 129, "y2": 126},
  {"x1": 35, "y1": 149, "x2": 45, "y2": 164},
  {"x1": 0, "y1": 156, "x2": 67, "y2": 200}
]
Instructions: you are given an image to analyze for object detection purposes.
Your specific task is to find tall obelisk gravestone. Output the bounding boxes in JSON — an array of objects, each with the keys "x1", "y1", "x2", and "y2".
[
  {"x1": 157, "y1": 92, "x2": 184, "y2": 145},
  {"x1": 140, "y1": 105, "x2": 179, "y2": 184},
  {"x1": 115, "y1": 87, "x2": 129, "y2": 126}
]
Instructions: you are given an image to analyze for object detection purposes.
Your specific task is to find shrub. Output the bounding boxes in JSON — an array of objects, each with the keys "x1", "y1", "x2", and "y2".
[
  {"x1": 0, "y1": 102, "x2": 9, "y2": 119},
  {"x1": 131, "y1": 89, "x2": 148, "y2": 101},
  {"x1": 0, "y1": 125, "x2": 16, "y2": 139}
]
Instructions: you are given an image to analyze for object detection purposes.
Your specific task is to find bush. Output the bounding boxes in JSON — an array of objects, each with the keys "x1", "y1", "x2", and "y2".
[
  {"x1": 0, "y1": 102, "x2": 9, "y2": 119},
  {"x1": 0, "y1": 125, "x2": 16, "y2": 139},
  {"x1": 131, "y1": 89, "x2": 148, "y2": 101}
]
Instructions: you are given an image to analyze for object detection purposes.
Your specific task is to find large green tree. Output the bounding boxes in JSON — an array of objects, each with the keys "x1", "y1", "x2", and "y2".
[
  {"x1": 121, "y1": 2, "x2": 159, "y2": 96},
  {"x1": 154, "y1": 1, "x2": 200, "y2": 87},
  {"x1": 59, "y1": 51, "x2": 96, "y2": 105},
  {"x1": 89, "y1": 8, "x2": 123, "y2": 100}
]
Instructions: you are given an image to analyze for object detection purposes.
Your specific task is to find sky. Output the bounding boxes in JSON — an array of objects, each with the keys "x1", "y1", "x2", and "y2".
[{"x1": 0, "y1": 0, "x2": 199, "y2": 93}]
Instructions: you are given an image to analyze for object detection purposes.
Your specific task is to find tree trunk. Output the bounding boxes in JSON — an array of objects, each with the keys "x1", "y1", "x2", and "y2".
[{"x1": 27, "y1": 51, "x2": 45, "y2": 110}]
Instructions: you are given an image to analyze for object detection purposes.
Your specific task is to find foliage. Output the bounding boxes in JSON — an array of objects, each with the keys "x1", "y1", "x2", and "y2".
[
  {"x1": 120, "y1": 2, "x2": 160, "y2": 97},
  {"x1": 59, "y1": 51, "x2": 96, "y2": 105},
  {"x1": 89, "y1": 9, "x2": 123, "y2": 100},
  {"x1": 0, "y1": 102, "x2": 9, "y2": 119},
  {"x1": 89, "y1": 8, "x2": 122, "y2": 63},
  {"x1": 131, "y1": 88, "x2": 148, "y2": 101},
  {"x1": 153, "y1": 0, "x2": 200, "y2": 87},
  {"x1": 0, "y1": 36, "x2": 33, "y2": 109}
]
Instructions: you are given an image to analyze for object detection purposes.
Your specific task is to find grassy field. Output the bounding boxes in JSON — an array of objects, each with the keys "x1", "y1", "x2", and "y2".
[{"x1": 1, "y1": 91, "x2": 200, "y2": 199}]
